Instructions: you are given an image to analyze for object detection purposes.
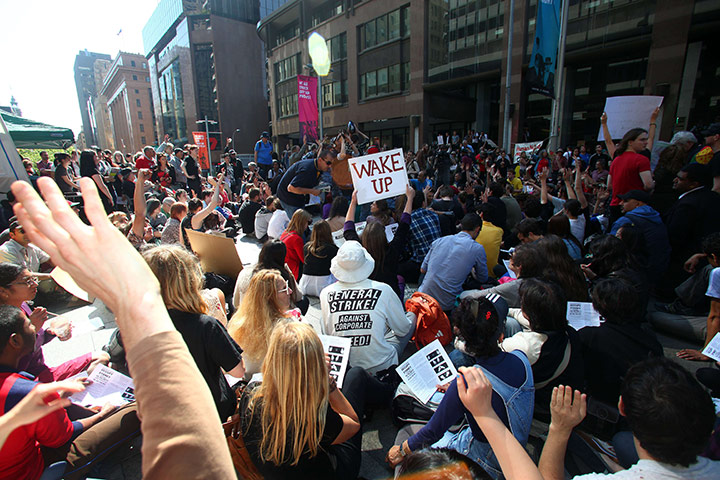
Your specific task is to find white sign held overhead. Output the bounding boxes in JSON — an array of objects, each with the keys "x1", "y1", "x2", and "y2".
[
  {"x1": 513, "y1": 141, "x2": 543, "y2": 160},
  {"x1": 348, "y1": 148, "x2": 409, "y2": 205},
  {"x1": 597, "y1": 96, "x2": 664, "y2": 141}
]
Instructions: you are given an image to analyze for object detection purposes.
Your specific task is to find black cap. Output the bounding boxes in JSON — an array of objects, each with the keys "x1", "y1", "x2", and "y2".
[
  {"x1": 701, "y1": 123, "x2": 720, "y2": 137},
  {"x1": 261, "y1": 131, "x2": 270, "y2": 138},
  {"x1": 8, "y1": 216, "x2": 20, "y2": 231},
  {"x1": 618, "y1": 189, "x2": 650, "y2": 203}
]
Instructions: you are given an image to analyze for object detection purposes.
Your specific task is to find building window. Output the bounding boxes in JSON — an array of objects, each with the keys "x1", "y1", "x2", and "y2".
[
  {"x1": 359, "y1": 62, "x2": 410, "y2": 100},
  {"x1": 141, "y1": 136, "x2": 146, "y2": 144},
  {"x1": 131, "y1": 60, "x2": 136, "y2": 67},
  {"x1": 134, "y1": 89, "x2": 139, "y2": 94},
  {"x1": 274, "y1": 54, "x2": 300, "y2": 84},
  {"x1": 132, "y1": 75, "x2": 138, "y2": 81},
  {"x1": 327, "y1": 33, "x2": 347, "y2": 63},
  {"x1": 142, "y1": 62, "x2": 147, "y2": 69},
  {"x1": 140, "y1": 124, "x2": 145, "y2": 132},
  {"x1": 311, "y1": 0, "x2": 344, "y2": 26},
  {"x1": 138, "y1": 111, "x2": 143, "y2": 119},
  {"x1": 276, "y1": 93, "x2": 298, "y2": 118},
  {"x1": 322, "y1": 80, "x2": 347, "y2": 108},
  {"x1": 136, "y1": 99, "x2": 141, "y2": 107},
  {"x1": 146, "y1": 76, "x2": 150, "y2": 82},
  {"x1": 159, "y1": 60, "x2": 187, "y2": 140},
  {"x1": 360, "y1": 6, "x2": 410, "y2": 51}
]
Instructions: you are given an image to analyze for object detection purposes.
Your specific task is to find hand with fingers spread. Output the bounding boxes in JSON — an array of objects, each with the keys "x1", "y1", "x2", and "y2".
[{"x1": 549, "y1": 385, "x2": 587, "y2": 436}]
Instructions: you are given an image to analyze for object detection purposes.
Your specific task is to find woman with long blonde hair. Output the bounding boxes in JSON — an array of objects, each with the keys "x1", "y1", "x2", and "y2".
[
  {"x1": 240, "y1": 322, "x2": 361, "y2": 478},
  {"x1": 143, "y1": 245, "x2": 245, "y2": 420},
  {"x1": 228, "y1": 269, "x2": 295, "y2": 378}
]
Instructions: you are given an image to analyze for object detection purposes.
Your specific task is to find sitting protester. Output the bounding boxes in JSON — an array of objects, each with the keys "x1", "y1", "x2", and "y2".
[
  {"x1": 280, "y1": 209, "x2": 312, "y2": 280},
  {"x1": 299, "y1": 220, "x2": 338, "y2": 296}
]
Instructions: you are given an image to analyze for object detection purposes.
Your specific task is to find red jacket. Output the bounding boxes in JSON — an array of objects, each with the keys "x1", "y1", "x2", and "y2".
[{"x1": 280, "y1": 231, "x2": 304, "y2": 280}]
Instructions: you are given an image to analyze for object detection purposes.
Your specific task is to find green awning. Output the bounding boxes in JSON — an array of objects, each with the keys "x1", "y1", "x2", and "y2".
[{"x1": 0, "y1": 111, "x2": 74, "y2": 149}]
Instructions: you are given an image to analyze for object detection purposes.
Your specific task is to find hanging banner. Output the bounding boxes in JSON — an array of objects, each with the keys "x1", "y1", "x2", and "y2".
[
  {"x1": 298, "y1": 75, "x2": 318, "y2": 142},
  {"x1": 192, "y1": 131, "x2": 210, "y2": 170},
  {"x1": 348, "y1": 148, "x2": 408, "y2": 204},
  {"x1": 527, "y1": 0, "x2": 562, "y2": 98}
]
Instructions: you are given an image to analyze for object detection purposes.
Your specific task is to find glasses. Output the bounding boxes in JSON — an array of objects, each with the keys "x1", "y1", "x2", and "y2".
[
  {"x1": 9, "y1": 276, "x2": 39, "y2": 287},
  {"x1": 278, "y1": 281, "x2": 292, "y2": 294}
]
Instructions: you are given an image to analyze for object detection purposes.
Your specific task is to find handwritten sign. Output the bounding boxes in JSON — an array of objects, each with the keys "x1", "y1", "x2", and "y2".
[
  {"x1": 348, "y1": 148, "x2": 408, "y2": 204},
  {"x1": 513, "y1": 141, "x2": 543, "y2": 160},
  {"x1": 597, "y1": 96, "x2": 664, "y2": 141}
]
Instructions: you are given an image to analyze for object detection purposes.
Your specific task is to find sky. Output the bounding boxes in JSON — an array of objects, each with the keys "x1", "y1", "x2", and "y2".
[{"x1": 0, "y1": 0, "x2": 160, "y2": 136}]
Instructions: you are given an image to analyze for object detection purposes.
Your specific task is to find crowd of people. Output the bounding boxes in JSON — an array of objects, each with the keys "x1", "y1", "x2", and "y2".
[{"x1": 0, "y1": 112, "x2": 719, "y2": 480}]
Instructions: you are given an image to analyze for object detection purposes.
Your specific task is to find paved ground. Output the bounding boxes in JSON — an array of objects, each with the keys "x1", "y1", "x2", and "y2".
[{"x1": 41, "y1": 231, "x2": 706, "y2": 479}]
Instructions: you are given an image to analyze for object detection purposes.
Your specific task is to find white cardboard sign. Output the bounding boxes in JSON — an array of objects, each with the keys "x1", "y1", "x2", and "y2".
[
  {"x1": 348, "y1": 148, "x2": 408, "y2": 205},
  {"x1": 513, "y1": 141, "x2": 543, "y2": 160},
  {"x1": 597, "y1": 96, "x2": 664, "y2": 141}
]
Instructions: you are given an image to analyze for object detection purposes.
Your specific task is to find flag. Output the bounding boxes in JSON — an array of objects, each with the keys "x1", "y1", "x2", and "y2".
[{"x1": 527, "y1": 0, "x2": 562, "y2": 98}]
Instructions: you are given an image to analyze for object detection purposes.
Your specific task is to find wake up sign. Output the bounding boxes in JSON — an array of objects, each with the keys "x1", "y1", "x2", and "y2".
[{"x1": 348, "y1": 148, "x2": 409, "y2": 204}]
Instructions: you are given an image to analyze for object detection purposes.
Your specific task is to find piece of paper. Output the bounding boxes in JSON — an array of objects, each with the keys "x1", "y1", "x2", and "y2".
[
  {"x1": 348, "y1": 148, "x2": 408, "y2": 204},
  {"x1": 396, "y1": 339, "x2": 458, "y2": 404},
  {"x1": 51, "y1": 267, "x2": 93, "y2": 303},
  {"x1": 702, "y1": 333, "x2": 720, "y2": 362},
  {"x1": 502, "y1": 259, "x2": 517, "y2": 279},
  {"x1": 331, "y1": 222, "x2": 367, "y2": 248},
  {"x1": 385, "y1": 223, "x2": 398, "y2": 242},
  {"x1": 319, "y1": 334, "x2": 352, "y2": 389},
  {"x1": 70, "y1": 365, "x2": 135, "y2": 408},
  {"x1": 186, "y1": 229, "x2": 244, "y2": 278},
  {"x1": 566, "y1": 302, "x2": 602, "y2": 330},
  {"x1": 597, "y1": 96, "x2": 664, "y2": 141},
  {"x1": 437, "y1": 135, "x2": 444, "y2": 145},
  {"x1": 224, "y1": 373, "x2": 244, "y2": 388}
]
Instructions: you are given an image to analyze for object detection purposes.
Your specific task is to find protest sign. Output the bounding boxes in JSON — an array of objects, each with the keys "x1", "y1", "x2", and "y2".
[
  {"x1": 192, "y1": 131, "x2": 210, "y2": 170},
  {"x1": 513, "y1": 141, "x2": 543, "y2": 160},
  {"x1": 319, "y1": 334, "x2": 351, "y2": 388},
  {"x1": 597, "y1": 96, "x2": 664, "y2": 141},
  {"x1": 185, "y1": 229, "x2": 243, "y2": 278},
  {"x1": 348, "y1": 148, "x2": 408, "y2": 204}
]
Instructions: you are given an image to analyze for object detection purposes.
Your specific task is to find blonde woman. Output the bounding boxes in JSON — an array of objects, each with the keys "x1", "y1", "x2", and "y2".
[
  {"x1": 228, "y1": 269, "x2": 295, "y2": 378},
  {"x1": 240, "y1": 322, "x2": 361, "y2": 478},
  {"x1": 143, "y1": 245, "x2": 244, "y2": 421}
]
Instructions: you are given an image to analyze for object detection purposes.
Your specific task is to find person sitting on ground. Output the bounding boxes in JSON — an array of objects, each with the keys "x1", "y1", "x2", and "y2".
[
  {"x1": 267, "y1": 199, "x2": 290, "y2": 240},
  {"x1": 500, "y1": 278, "x2": 585, "y2": 420},
  {"x1": 387, "y1": 297, "x2": 534, "y2": 480},
  {"x1": 160, "y1": 202, "x2": 188, "y2": 245},
  {"x1": 108, "y1": 169, "x2": 153, "y2": 250},
  {"x1": 547, "y1": 215, "x2": 583, "y2": 261},
  {"x1": 146, "y1": 198, "x2": 165, "y2": 241},
  {"x1": 579, "y1": 277, "x2": 663, "y2": 406},
  {"x1": 0, "y1": 218, "x2": 54, "y2": 274},
  {"x1": 254, "y1": 195, "x2": 277, "y2": 243},
  {"x1": 395, "y1": 447, "x2": 492, "y2": 480},
  {"x1": 515, "y1": 217, "x2": 544, "y2": 244},
  {"x1": 142, "y1": 245, "x2": 245, "y2": 421},
  {"x1": 238, "y1": 187, "x2": 264, "y2": 238},
  {"x1": 419, "y1": 213, "x2": 488, "y2": 313},
  {"x1": 398, "y1": 186, "x2": 441, "y2": 283},
  {"x1": 474, "y1": 203, "x2": 503, "y2": 278},
  {"x1": 535, "y1": 235, "x2": 589, "y2": 301},
  {"x1": 0, "y1": 305, "x2": 140, "y2": 480},
  {"x1": 299, "y1": 220, "x2": 338, "y2": 296},
  {"x1": 367, "y1": 198, "x2": 395, "y2": 226},
  {"x1": 228, "y1": 269, "x2": 297, "y2": 379},
  {"x1": 181, "y1": 172, "x2": 224, "y2": 250},
  {"x1": 240, "y1": 322, "x2": 361, "y2": 479},
  {"x1": 280, "y1": 209, "x2": 312, "y2": 280},
  {"x1": 326, "y1": 195, "x2": 349, "y2": 232},
  {"x1": 344, "y1": 187, "x2": 414, "y2": 298},
  {"x1": 0, "y1": 263, "x2": 109, "y2": 382},
  {"x1": 233, "y1": 240, "x2": 307, "y2": 313},
  {"x1": 320, "y1": 241, "x2": 412, "y2": 385}
]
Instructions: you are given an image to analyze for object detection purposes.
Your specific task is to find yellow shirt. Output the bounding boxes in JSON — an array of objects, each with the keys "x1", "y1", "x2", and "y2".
[
  {"x1": 475, "y1": 221, "x2": 504, "y2": 278},
  {"x1": 509, "y1": 177, "x2": 523, "y2": 192}
]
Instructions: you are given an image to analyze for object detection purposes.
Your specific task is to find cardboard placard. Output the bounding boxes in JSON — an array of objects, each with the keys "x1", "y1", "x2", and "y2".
[
  {"x1": 597, "y1": 96, "x2": 664, "y2": 141},
  {"x1": 51, "y1": 267, "x2": 93, "y2": 303},
  {"x1": 348, "y1": 148, "x2": 408, "y2": 205},
  {"x1": 513, "y1": 141, "x2": 543, "y2": 159},
  {"x1": 185, "y1": 229, "x2": 243, "y2": 278}
]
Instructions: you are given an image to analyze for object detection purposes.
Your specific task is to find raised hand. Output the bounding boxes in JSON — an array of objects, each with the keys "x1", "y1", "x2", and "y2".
[{"x1": 549, "y1": 386, "x2": 587, "y2": 434}]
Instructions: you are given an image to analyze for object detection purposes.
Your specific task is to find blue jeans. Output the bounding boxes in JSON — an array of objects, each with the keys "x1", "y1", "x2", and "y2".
[
  {"x1": 279, "y1": 199, "x2": 302, "y2": 221},
  {"x1": 433, "y1": 350, "x2": 535, "y2": 479}
]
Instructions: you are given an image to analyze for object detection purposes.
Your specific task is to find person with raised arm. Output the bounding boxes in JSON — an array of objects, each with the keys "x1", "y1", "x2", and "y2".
[{"x1": 9, "y1": 177, "x2": 236, "y2": 478}]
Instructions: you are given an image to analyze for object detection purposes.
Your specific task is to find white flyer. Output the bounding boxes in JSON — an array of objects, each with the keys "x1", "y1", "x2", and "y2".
[
  {"x1": 331, "y1": 221, "x2": 367, "y2": 247},
  {"x1": 396, "y1": 339, "x2": 458, "y2": 404},
  {"x1": 702, "y1": 333, "x2": 720, "y2": 362},
  {"x1": 566, "y1": 302, "x2": 602, "y2": 330},
  {"x1": 385, "y1": 223, "x2": 398, "y2": 242},
  {"x1": 502, "y1": 259, "x2": 517, "y2": 279},
  {"x1": 319, "y1": 334, "x2": 352, "y2": 389},
  {"x1": 70, "y1": 365, "x2": 135, "y2": 408}
]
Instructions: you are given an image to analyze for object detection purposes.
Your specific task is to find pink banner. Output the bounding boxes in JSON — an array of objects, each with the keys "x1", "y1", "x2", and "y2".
[{"x1": 297, "y1": 75, "x2": 318, "y2": 142}]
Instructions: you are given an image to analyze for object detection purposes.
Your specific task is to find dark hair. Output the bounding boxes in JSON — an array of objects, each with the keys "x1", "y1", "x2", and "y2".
[
  {"x1": 701, "y1": 232, "x2": 720, "y2": 258},
  {"x1": 146, "y1": 198, "x2": 161, "y2": 216},
  {"x1": 201, "y1": 189, "x2": 213, "y2": 201},
  {"x1": 397, "y1": 447, "x2": 491, "y2": 480},
  {"x1": 563, "y1": 199, "x2": 581, "y2": 217},
  {"x1": 0, "y1": 305, "x2": 26, "y2": 355},
  {"x1": 360, "y1": 221, "x2": 389, "y2": 274},
  {"x1": 586, "y1": 235, "x2": 628, "y2": 277},
  {"x1": 0, "y1": 263, "x2": 24, "y2": 288},
  {"x1": 511, "y1": 243, "x2": 543, "y2": 278},
  {"x1": 615, "y1": 128, "x2": 647, "y2": 156},
  {"x1": 248, "y1": 187, "x2": 261, "y2": 200},
  {"x1": 256, "y1": 240, "x2": 291, "y2": 286},
  {"x1": 522, "y1": 196, "x2": 542, "y2": 218},
  {"x1": 536, "y1": 235, "x2": 588, "y2": 301},
  {"x1": 411, "y1": 187, "x2": 425, "y2": 210},
  {"x1": 437, "y1": 185, "x2": 454, "y2": 198},
  {"x1": 175, "y1": 189, "x2": 187, "y2": 200},
  {"x1": 188, "y1": 198, "x2": 203, "y2": 213},
  {"x1": 547, "y1": 215, "x2": 572, "y2": 238},
  {"x1": 621, "y1": 357, "x2": 715, "y2": 467},
  {"x1": 519, "y1": 278, "x2": 568, "y2": 331},
  {"x1": 615, "y1": 225, "x2": 649, "y2": 272},
  {"x1": 328, "y1": 196, "x2": 349, "y2": 218},
  {"x1": 515, "y1": 218, "x2": 544, "y2": 238},
  {"x1": 451, "y1": 298, "x2": 502, "y2": 358},
  {"x1": 371, "y1": 199, "x2": 393, "y2": 224},
  {"x1": 657, "y1": 145, "x2": 686, "y2": 181},
  {"x1": 79, "y1": 149, "x2": 97, "y2": 176},
  {"x1": 460, "y1": 213, "x2": 482, "y2": 232},
  {"x1": 590, "y1": 277, "x2": 638, "y2": 325},
  {"x1": 680, "y1": 162, "x2": 710, "y2": 186},
  {"x1": 476, "y1": 203, "x2": 497, "y2": 226},
  {"x1": 488, "y1": 182, "x2": 504, "y2": 197}
]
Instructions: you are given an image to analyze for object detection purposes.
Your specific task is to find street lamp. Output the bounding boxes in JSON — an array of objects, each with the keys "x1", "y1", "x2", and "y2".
[
  {"x1": 196, "y1": 116, "x2": 218, "y2": 175},
  {"x1": 307, "y1": 32, "x2": 330, "y2": 139},
  {"x1": 231, "y1": 128, "x2": 241, "y2": 151}
]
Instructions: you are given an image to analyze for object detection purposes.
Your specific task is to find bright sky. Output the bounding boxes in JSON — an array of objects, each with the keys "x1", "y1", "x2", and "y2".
[{"x1": 0, "y1": 0, "x2": 160, "y2": 136}]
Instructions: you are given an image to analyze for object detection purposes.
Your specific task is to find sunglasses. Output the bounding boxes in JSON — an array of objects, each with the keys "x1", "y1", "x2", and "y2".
[{"x1": 278, "y1": 281, "x2": 292, "y2": 294}]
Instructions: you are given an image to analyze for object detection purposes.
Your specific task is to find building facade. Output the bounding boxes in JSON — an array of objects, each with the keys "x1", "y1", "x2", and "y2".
[
  {"x1": 100, "y1": 53, "x2": 157, "y2": 154},
  {"x1": 73, "y1": 50, "x2": 112, "y2": 148},
  {"x1": 258, "y1": 0, "x2": 720, "y2": 152},
  {"x1": 142, "y1": 0, "x2": 269, "y2": 159}
]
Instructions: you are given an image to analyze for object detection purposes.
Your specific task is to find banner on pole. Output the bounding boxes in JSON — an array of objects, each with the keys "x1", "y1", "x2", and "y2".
[
  {"x1": 513, "y1": 141, "x2": 544, "y2": 159},
  {"x1": 348, "y1": 148, "x2": 408, "y2": 205},
  {"x1": 298, "y1": 75, "x2": 319, "y2": 142},
  {"x1": 192, "y1": 131, "x2": 210, "y2": 170},
  {"x1": 527, "y1": 0, "x2": 562, "y2": 98},
  {"x1": 597, "y1": 96, "x2": 664, "y2": 141}
]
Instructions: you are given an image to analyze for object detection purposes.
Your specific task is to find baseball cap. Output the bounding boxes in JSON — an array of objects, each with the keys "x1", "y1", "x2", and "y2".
[
  {"x1": 617, "y1": 190, "x2": 650, "y2": 203},
  {"x1": 701, "y1": 123, "x2": 720, "y2": 137},
  {"x1": 261, "y1": 131, "x2": 270, "y2": 138}
]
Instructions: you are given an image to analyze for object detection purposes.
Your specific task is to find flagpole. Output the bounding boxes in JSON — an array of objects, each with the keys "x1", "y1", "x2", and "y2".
[{"x1": 548, "y1": 0, "x2": 569, "y2": 153}]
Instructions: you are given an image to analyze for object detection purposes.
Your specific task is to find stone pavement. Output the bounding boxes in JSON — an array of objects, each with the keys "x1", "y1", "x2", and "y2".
[{"x1": 40, "y1": 231, "x2": 705, "y2": 479}]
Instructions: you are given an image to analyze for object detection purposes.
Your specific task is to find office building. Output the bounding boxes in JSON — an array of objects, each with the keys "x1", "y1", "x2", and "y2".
[
  {"x1": 258, "y1": 0, "x2": 720, "y2": 151},
  {"x1": 73, "y1": 50, "x2": 113, "y2": 148},
  {"x1": 142, "y1": 0, "x2": 269, "y2": 159}
]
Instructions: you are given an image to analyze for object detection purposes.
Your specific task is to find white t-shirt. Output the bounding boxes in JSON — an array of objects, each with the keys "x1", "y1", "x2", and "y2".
[
  {"x1": 574, "y1": 457, "x2": 720, "y2": 479},
  {"x1": 266, "y1": 210, "x2": 289, "y2": 239},
  {"x1": 569, "y1": 214, "x2": 586, "y2": 243}
]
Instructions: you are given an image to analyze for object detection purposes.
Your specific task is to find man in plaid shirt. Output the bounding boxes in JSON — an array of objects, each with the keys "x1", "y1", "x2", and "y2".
[{"x1": 399, "y1": 188, "x2": 441, "y2": 283}]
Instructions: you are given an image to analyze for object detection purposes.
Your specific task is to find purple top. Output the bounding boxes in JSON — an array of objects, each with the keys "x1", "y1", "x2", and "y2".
[{"x1": 16, "y1": 302, "x2": 53, "y2": 375}]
